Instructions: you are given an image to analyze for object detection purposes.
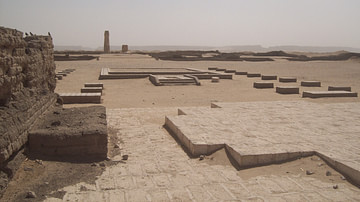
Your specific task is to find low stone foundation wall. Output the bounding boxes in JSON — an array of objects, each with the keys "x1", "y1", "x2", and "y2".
[{"x1": 29, "y1": 106, "x2": 108, "y2": 160}]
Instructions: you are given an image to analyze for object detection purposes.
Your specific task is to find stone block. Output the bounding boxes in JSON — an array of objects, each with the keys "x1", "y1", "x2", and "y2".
[
  {"x1": 302, "y1": 91, "x2": 358, "y2": 98},
  {"x1": 224, "y1": 69, "x2": 236, "y2": 73},
  {"x1": 235, "y1": 71, "x2": 247, "y2": 75},
  {"x1": 29, "y1": 106, "x2": 108, "y2": 159},
  {"x1": 211, "y1": 77, "x2": 220, "y2": 82},
  {"x1": 328, "y1": 86, "x2": 351, "y2": 91},
  {"x1": 149, "y1": 74, "x2": 161, "y2": 86},
  {"x1": 247, "y1": 73, "x2": 261, "y2": 77},
  {"x1": 81, "y1": 87, "x2": 103, "y2": 94},
  {"x1": 59, "y1": 93, "x2": 101, "y2": 104},
  {"x1": 261, "y1": 75, "x2": 277, "y2": 80},
  {"x1": 208, "y1": 67, "x2": 217, "y2": 70},
  {"x1": 215, "y1": 68, "x2": 226, "y2": 71},
  {"x1": 149, "y1": 75, "x2": 200, "y2": 86},
  {"x1": 191, "y1": 73, "x2": 232, "y2": 79},
  {"x1": 301, "y1": 81, "x2": 321, "y2": 87},
  {"x1": 279, "y1": 77, "x2": 297, "y2": 82},
  {"x1": 276, "y1": 86, "x2": 299, "y2": 94},
  {"x1": 253, "y1": 82, "x2": 274, "y2": 88},
  {"x1": 84, "y1": 83, "x2": 104, "y2": 88}
]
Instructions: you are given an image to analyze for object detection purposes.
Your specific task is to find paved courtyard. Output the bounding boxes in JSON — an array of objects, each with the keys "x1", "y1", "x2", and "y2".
[
  {"x1": 166, "y1": 101, "x2": 360, "y2": 184},
  {"x1": 45, "y1": 104, "x2": 360, "y2": 201}
]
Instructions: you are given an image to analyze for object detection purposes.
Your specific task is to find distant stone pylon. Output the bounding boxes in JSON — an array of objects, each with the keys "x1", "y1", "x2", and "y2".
[{"x1": 104, "y1": 30, "x2": 110, "y2": 53}]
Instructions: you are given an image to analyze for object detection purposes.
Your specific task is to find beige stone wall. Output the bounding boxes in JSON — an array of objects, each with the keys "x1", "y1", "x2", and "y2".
[{"x1": 0, "y1": 27, "x2": 57, "y2": 164}]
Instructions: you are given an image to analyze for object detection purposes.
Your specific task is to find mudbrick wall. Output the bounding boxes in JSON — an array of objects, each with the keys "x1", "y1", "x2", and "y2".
[{"x1": 0, "y1": 26, "x2": 57, "y2": 165}]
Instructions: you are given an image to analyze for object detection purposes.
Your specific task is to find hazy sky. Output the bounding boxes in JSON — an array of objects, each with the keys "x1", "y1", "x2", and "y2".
[{"x1": 1, "y1": 0, "x2": 360, "y2": 48}]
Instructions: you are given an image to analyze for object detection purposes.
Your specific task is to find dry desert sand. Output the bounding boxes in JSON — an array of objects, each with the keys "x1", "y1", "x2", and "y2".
[
  {"x1": 3, "y1": 53, "x2": 360, "y2": 201},
  {"x1": 55, "y1": 54, "x2": 359, "y2": 108}
]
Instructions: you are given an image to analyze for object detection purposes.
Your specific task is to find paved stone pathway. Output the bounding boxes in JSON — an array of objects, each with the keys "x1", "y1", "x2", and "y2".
[
  {"x1": 167, "y1": 101, "x2": 360, "y2": 184},
  {"x1": 45, "y1": 106, "x2": 360, "y2": 201}
]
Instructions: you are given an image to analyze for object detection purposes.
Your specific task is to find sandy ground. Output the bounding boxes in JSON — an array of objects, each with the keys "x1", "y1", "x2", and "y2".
[
  {"x1": 2, "y1": 54, "x2": 360, "y2": 201},
  {"x1": 55, "y1": 54, "x2": 360, "y2": 108}
]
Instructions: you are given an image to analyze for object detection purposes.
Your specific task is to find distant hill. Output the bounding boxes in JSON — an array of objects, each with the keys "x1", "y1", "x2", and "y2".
[
  {"x1": 54, "y1": 46, "x2": 93, "y2": 51},
  {"x1": 56, "y1": 44, "x2": 360, "y2": 53},
  {"x1": 109, "y1": 45, "x2": 213, "y2": 51},
  {"x1": 268, "y1": 46, "x2": 360, "y2": 53},
  {"x1": 127, "y1": 45, "x2": 360, "y2": 53}
]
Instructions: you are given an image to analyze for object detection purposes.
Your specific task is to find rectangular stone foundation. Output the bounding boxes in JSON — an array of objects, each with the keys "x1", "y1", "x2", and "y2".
[
  {"x1": 253, "y1": 82, "x2": 274, "y2": 88},
  {"x1": 224, "y1": 69, "x2": 236, "y2": 73},
  {"x1": 81, "y1": 87, "x2": 103, "y2": 94},
  {"x1": 247, "y1": 73, "x2": 261, "y2": 77},
  {"x1": 301, "y1": 81, "x2": 321, "y2": 87},
  {"x1": 279, "y1": 77, "x2": 297, "y2": 82},
  {"x1": 59, "y1": 93, "x2": 101, "y2": 104},
  {"x1": 29, "y1": 106, "x2": 108, "y2": 159},
  {"x1": 165, "y1": 101, "x2": 360, "y2": 186},
  {"x1": 190, "y1": 73, "x2": 233, "y2": 79},
  {"x1": 235, "y1": 71, "x2": 247, "y2": 75},
  {"x1": 261, "y1": 75, "x2": 277, "y2": 80},
  {"x1": 99, "y1": 67, "x2": 226, "y2": 81},
  {"x1": 85, "y1": 83, "x2": 104, "y2": 88},
  {"x1": 149, "y1": 75, "x2": 200, "y2": 86},
  {"x1": 276, "y1": 86, "x2": 299, "y2": 94},
  {"x1": 303, "y1": 91, "x2": 358, "y2": 98},
  {"x1": 328, "y1": 86, "x2": 351, "y2": 91},
  {"x1": 29, "y1": 131, "x2": 107, "y2": 159}
]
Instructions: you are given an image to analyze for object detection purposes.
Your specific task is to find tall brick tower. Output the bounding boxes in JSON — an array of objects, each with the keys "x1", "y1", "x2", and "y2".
[{"x1": 104, "y1": 30, "x2": 110, "y2": 53}]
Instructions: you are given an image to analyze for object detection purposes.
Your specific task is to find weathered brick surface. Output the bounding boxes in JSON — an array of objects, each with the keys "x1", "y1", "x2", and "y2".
[
  {"x1": 0, "y1": 91, "x2": 57, "y2": 163},
  {"x1": 0, "y1": 27, "x2": 55, "y2": 104},
  {"x1": 0, "y1": 26, "x2": 56, "y2": 164}
]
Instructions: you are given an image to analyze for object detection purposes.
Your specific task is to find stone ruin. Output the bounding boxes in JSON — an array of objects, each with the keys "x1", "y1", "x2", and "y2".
[
  {"x1": 104, "y1": 30, "x2": 110, "y2": 53},
  {"x1": 0, "y1": 26, "x2": 108, "y2": 194},
  {"x1": 0, "y1": 27, "x2": 57, "y2": 164},
  {"x1": 98, "y1": 67, "x2": 233, "y2": 86},
  {"x1": 122, "y1": 44, "x2": 128, "y2": 53}
]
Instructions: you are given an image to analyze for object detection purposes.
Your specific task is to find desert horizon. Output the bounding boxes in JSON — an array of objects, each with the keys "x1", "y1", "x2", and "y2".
[
  {"x1": 54, "y1": 44, "x2": 360, "y2": 53},
  {"x1": 1, "y1": 0, "x2": 360, "y2": 201}
]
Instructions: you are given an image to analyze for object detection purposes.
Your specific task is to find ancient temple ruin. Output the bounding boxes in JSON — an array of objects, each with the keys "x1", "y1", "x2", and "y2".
[
  {"x1": 0, "y1": 27, "x2": 108, "y2": 196},
  {"x1": 0, "y1": 27, "x2": 57, "y2": 164},
  {"x1": 122, "y1": 44, "x2": 128, "y2": 53}
]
